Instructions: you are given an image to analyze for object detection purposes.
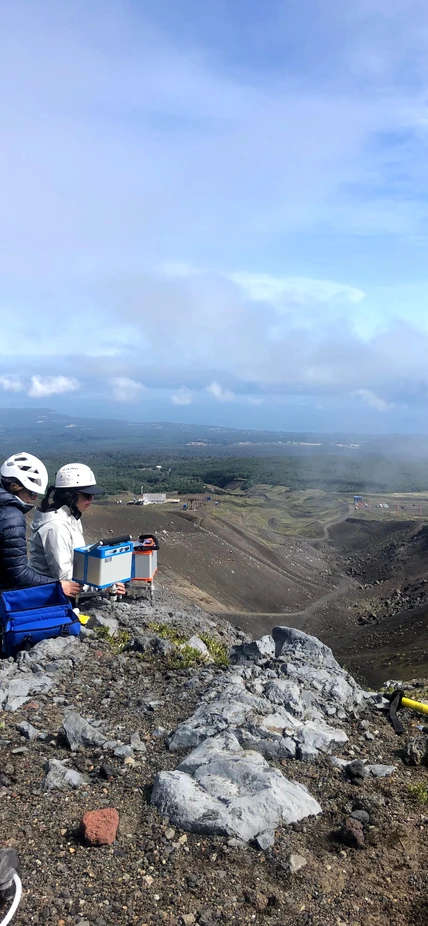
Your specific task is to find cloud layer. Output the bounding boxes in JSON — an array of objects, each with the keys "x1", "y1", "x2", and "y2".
[
  {"x1": 0, "y1": 375, "x2": 79, "y2": 399},
  {"x1": 28, "y1": 376, "x2": 79, "y2": 399},
  {"x1": 110, "y1": 378, "x2": 146, "y2": 403},
  {"x1": 0, "y1": 0, "x2": 428, "y2": 430}
]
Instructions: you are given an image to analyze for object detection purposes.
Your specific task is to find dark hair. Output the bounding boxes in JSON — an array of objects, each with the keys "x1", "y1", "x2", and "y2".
[
  {"x1": 40, "y1": 486, "x2": 81, "y2": 518},
  {"x1": 1, "y1": 477, "x2": 25, "y2": 495}
]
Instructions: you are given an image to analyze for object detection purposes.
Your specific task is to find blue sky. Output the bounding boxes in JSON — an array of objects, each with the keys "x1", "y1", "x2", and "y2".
[{"x1": 1, "y1": 0, "x2": 428, "y2": 433}]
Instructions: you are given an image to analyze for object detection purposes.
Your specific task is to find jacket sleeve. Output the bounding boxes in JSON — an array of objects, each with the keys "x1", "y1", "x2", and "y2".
[
  {"x1": 40, "y1": 523, "x2": 74, "y2": 581},
  {"x1": 1, "y1": 514, "x2": 53, "y2": 588}
]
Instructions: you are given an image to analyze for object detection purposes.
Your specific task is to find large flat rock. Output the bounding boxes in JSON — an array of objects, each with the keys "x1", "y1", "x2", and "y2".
[{"x1": 152, "y1": 733, "x2": 321, "y2": 845}]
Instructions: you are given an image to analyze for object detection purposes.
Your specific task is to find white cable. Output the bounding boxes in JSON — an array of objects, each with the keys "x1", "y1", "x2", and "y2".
[{"x1": 0, "y1": 874, "x2": 22, "y2": 926}]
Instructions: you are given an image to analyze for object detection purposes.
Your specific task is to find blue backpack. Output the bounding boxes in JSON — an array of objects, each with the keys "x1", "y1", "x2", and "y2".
[{"x1": 0, "y1": 582, "x2": 81, "y2": 657}]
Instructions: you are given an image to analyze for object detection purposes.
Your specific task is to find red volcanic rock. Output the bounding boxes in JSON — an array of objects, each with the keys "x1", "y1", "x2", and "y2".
[{"x1": 81, "y1": 808, "x2": 119, "y2": 846}]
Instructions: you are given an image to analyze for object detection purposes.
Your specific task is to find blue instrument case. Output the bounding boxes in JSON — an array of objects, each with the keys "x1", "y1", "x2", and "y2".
[{"x1": 0, "y1": 582, "x2": 80, "y2": 657}]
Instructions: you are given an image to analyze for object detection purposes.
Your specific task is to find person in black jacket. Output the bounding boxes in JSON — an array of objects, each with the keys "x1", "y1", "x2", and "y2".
[{"x1": 0, "y1": 451, "x2": 80, "y2": 596}]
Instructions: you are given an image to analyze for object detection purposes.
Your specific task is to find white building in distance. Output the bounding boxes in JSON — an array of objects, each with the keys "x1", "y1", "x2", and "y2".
[{"x1": 142, "y1": 493, "x2": 167, "y2": 505}]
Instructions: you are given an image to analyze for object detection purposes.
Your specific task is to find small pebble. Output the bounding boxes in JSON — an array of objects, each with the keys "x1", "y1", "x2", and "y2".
[
  {"x1": 288, "y1": 853, "x2": 307, "y2": 873},
  {"x1": 350, "y1": 809, "x2": 370, "y2": 826}
]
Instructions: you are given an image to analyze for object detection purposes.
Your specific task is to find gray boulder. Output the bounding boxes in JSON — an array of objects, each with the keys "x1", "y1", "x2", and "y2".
[
  {"x1": 16, "y1": 721, "x2": 39, "y2": 741},
  {"x1": 167, "y1": 631, "x2": 359, "y2": 762},
  {"x1": 177, "y1": 731, "x2": 242, "y2": 774},
  {"x1": 114, "y1": 744, "x2": 134, "y2": 759},
  {"x1": 152, "y1": 734, "x2": 321, "y2": 844},
  {"x1": 43, "y1": 758, "x2": 85, "y2": 791},
  {"x1": 272, "y1": 626, "x2": 339, "y2": 665},
  {"x1": 0, "y1": 675, "x2": 54, "y2": 712},
  {"x1": 329, "y1": 756, "x2": 348, "y2": 769},
  {"x1": 152, "y1": 626, "x2": 370, "y2": 846},
  {"x1": 263, "y1": 679, "x2": 304, "y2": 717},
  {"x1": 295, "y1": 721, "x2": 347, "y2": 754},
  {"x1": 17, "y1": 636, "x2": 82, "y2": 663},
  {"x1": 235, "y1": 727, "x2": 296, "y2": 760},
  {"x1": 366, "y1": 764, "x2": 396, "y2": 778},
  {"x1": 168, "y1": 680, "x2": 271, "y2": 752},
  {"x1": 297, "y1": 743, "x2": 319, "y2": 762},
  {"x1": 130, "y1": 731, "x2": 147, "y2": 753},
  {"x1": 250, "y1": 707, "x2": 301, "y2": 736},
  {"x1": 403, "y1": 737, "x2": 428, "y2": 766},
  {"x1": 281, "y1": 664, "x2": 363, "y2": 710},
  {"x1": 61, "y1": 711, "x2": 108, "y2": 751},
  {"x1": 230, "y1": 636, "x2": 276, "y2": 663}
]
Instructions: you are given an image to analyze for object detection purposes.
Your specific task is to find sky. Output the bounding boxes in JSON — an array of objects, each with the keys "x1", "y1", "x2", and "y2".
[{"x1": 1, "y1": 0, "x2": 428, "y2": 433}]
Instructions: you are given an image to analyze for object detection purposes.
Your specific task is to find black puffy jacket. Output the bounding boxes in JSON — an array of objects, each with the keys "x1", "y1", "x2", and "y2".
[{"x1": 0, "y1": 488, "x2": 52, "y2": 590}]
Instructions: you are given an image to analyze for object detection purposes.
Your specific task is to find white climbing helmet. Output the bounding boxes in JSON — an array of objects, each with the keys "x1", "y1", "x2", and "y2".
[
  {"x1": 1, "y1": 452, "x2": 48, "y2": 495},
  {"x1": 55, "y1": 463, "x2": 103, "y2": 494}
]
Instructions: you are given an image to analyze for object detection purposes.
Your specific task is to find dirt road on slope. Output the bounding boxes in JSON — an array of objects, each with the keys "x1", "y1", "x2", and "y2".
[
  {"x1": 82, "y1": 501, "x2": 343, "y2": 615},
  {"x1": 78, "y1": 502, "x2": 428, "y2": 686},
  {"x1": 215, "y1": 575, "x2": 355, "y2": 639}
]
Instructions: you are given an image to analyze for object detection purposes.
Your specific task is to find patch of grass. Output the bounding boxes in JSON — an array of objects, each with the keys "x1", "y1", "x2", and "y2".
[
  {"x1": 147, "y1": 623, "x2": 206, "y2": 668},
  {"x1": 93, "y1": 625, "x2": 131, "y2": 654},
  {"x1": 199, "y1": 632, "x2": 229, "y2": 667},
  {"x1": 408, "y1": 782, "x2": 428, "y2": 804},
  {"x1": 167, "y1": 645, "x2": 207, "y2": 669},
  {"x1": 147, "y1": 622, "x2": 230, "y2": 668},
  {"x1": 147, "y1": 622, "x2": 187, "y2": 646}
]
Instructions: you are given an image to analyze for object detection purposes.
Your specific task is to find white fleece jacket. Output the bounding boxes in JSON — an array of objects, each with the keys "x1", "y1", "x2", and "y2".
[{"x1": 29, "y1": 505, "x2": 85, "y2": 581}]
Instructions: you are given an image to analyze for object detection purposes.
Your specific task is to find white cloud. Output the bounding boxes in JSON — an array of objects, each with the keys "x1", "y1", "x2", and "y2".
[
  {"x1": 352, "y1": 388, "x2": 393, "y2": 411},
  {"x1": 110, "y1": 377, "x2": 146, "y2": 402},
  {"x1": 0, "y1": 375, "x2": 24, "y2": 392},
  {"x1": 172, "y1": 386, "x2": 192, "y2": 406},
  {"x1": 229, "y1": 272, "x2": 365, "y2": 310},
  {"x1": 206, "y1": 382, "x2": 235, "y2": 402},
  {"x1": 76, "y1": 266, "x2": 428, "y2": 408},
  {"x1": 28, "y1": 375, "x2": 80, "y2": 398},
  {"x1": 160, "y1": 265, "x2": 366, "y2": 332}
]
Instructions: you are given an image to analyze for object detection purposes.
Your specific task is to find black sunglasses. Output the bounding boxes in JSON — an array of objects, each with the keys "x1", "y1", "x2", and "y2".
[{"x1": 79, "y1": 492, "x2": 94, "y2": 500}]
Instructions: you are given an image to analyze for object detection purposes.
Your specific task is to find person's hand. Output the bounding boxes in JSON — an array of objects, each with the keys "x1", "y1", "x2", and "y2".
[
  {"x1": 61, "y1": 580, "x2": 81, "y2": 597},
  {"x1": 113, "y1": 582, "x2": 126, "y2": 596}
]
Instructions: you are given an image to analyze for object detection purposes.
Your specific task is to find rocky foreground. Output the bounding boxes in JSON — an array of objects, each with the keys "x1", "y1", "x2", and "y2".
[{"x1": 1, "y1": 592, "x2": 428, "y2": 926}]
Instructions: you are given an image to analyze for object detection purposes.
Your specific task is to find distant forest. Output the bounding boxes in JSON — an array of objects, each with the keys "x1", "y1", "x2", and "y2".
[{"x1": 39, "y1": 451, "x2": 428, "y2": 497}]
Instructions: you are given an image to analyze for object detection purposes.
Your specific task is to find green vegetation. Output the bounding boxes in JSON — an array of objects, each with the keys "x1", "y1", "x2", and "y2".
[
  {"x1": 212, "y1": 486, "x2": 348, "y2": 538},
  {"x1": 148, "y1": 622, "x2": 188, "y2": 645},
  {"x1": 408, "y1": 782, "x2": 428, "y2": 804},
  {"x1": 167, "y1": 644, "x2": 210, "y2": 669},
  {"x1": 39, "y1": 450, "x2": 428, "y2": 498},
  {"x1": 198, "y1": 632, "x2": 229, "y2": 667},
  {"x1": 93, "y1": 625, "x2": 131, "y2": 653},
  {"x1": 148, "y1": 622, "x2": 229, "y2": 668}
]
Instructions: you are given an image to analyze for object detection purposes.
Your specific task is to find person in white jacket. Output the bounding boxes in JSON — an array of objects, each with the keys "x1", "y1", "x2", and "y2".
[{"x1": 29, "y1": 463, "x2": 125, "y2": 597}]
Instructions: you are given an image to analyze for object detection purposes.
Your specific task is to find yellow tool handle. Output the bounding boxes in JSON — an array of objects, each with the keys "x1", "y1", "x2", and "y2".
[{"x1": 402, "y1": 697, "x2": 428, "y2": 716}]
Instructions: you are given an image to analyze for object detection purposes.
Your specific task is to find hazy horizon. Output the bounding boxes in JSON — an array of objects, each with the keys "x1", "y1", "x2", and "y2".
[{"x1": 1, "y1": 404, "x2": 427, "y2": 441}]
